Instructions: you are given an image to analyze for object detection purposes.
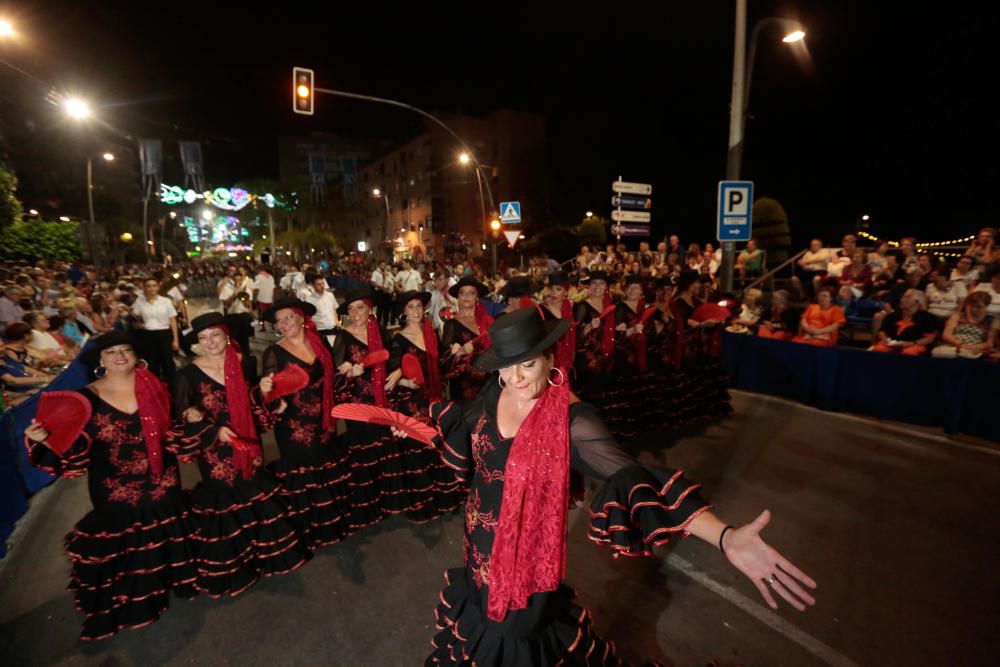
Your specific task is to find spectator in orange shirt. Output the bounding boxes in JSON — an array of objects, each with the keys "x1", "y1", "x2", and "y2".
[
  {"x1": 792, "y1": 288, "x2": 846, "y2": 347},
  {"x1": 869, "y1": 289, "x2": 938, "y2": 356}
]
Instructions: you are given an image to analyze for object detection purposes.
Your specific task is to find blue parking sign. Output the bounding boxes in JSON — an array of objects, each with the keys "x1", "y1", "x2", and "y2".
[{"x1": 717, "y1": 181, "x2": 753, "y2": 242}]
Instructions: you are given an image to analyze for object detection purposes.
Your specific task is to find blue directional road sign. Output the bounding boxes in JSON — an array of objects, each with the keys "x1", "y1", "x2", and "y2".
[
  {"x1": 717, "y1": 181, "x2": 753, "y2": 242},
  {"x1": 610, "y1": 195, "x2": 652, "y2": 210},
  {"x1": 499, "y1": 201, "x2": 521, "y2": 224}
]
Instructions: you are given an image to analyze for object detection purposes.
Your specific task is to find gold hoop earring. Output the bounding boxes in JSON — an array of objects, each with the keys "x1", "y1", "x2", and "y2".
[
  {"x1": 136, "y1": 359, "x2": 149, "y2": 370},
  {"x1": 94, "y1": 365, "x2": 107, "y2": 378},
  {"x1": 497, "y1": 375, "x2": 506, "y2": 389},
  {"x1": 548, "y1": 367, "x2": 566, "y2": 387}
]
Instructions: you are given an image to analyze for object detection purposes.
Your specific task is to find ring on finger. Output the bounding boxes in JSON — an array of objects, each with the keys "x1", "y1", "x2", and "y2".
[{"x1": 766, "y1": 576, "x2": 776, "y2": 585}]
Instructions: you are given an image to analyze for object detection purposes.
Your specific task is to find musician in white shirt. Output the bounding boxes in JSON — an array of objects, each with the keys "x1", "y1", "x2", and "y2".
[{"x1": 132, "y1": 277, "x2": 179, "y2": 383}]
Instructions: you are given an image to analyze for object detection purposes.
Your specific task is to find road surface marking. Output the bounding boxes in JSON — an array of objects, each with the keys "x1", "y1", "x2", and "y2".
[{"x1": 663, "y1": 553, "x2": 861, "y2": 667}]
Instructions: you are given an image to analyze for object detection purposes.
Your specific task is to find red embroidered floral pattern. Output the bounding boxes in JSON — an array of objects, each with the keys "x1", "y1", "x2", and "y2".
[
  {"x1": 198, "y1": 382, "x2": 226, "y2": 419},
  {"x1": 464, "y1": 488, "x2": 497, "y2": 533},
  {"x1": 471, "y1": 415, "x2": 504, "y2": 484},
  {"x1": 150, "y1": 466, "x2": 180, "y2": 501},
  {"x1": 470, "y1": 544, "x2": 491, "y2": 588},
  {"x1": 103, "y1": 477, "x2": 143, "y2": 506},
  {"x1": 288, "y1": 419, "x2": 317, "y2": 446}
]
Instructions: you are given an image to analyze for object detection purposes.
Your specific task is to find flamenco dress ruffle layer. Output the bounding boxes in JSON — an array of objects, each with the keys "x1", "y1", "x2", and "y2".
[
  {"x1": 262, "y1": 345, "x2": 353, "y2": 548},
  {"x1": 168, "y1": 366, "x2": 311, "y2": 597},
  {"x1": 425, "y1": 385, "x2": 711, "y2": 666},
  {"x1": 27, "y1": 389, "x2": 198, "y2": 641}
]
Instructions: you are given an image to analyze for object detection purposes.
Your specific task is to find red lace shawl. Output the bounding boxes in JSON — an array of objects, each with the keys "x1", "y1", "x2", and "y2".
[
  {"x1": 554, "y1": 299, "x2": 576, "y2": 371},
  {"x1": 209, "y1": 325, "x2": 260, "y2": 479},
  {"x1": 134, "y1": 367, "x2": 171, "y2": 479},
  {"x1": 487, "y1": 375, "x2": 570, "y2": 622},
  {"x1": 474, "y1": 301, "x2": 494, "y2": 350},
  {"x1": 291, "y1": 308, "x2": 336, "y2": 429},
  {"x1": 366, "y1": 314, "x2": 388, "y2": 407},
  {"x1": 420, "y1": 317, "x2": 442, "y2": 402}
]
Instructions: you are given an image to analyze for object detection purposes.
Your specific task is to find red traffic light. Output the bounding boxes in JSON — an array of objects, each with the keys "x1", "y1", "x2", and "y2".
[{"x1": 292, "y1": 67, "x2": 314, "y2": 116}]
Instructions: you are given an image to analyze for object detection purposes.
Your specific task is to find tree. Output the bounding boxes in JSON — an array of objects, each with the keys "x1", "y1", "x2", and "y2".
[
  {"x1": 576, "y1": 216, "x2": 608, "y2": 245},
  {"x1": 0, "y1": 220, "x2": 82, "y2": 261},
  {"x1": 0, "y1": 163, "x2": 25, "y2": 229},
  {"x1": 752, "y1": 197, "x2": 792, "y2": 265}
]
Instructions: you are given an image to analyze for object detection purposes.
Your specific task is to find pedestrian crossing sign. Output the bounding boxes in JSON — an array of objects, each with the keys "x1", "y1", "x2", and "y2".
[{"x1": 499, "y1": 201, "x2": 521, "y2": 224}]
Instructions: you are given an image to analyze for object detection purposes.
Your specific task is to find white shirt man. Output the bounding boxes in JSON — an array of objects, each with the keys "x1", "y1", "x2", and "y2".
[
  {"x1": 395, "y1": 264, "x2": 422, "y2": 293},
  {"x1": 305, "y1": 283, "x2": 339, "y2": 332},
  {"x1": 219, "y1": 277, "x2": 252, "y2": 315},
  {"x1": 925, "y1": 280, "x2": 967, "y2": 320},
  {"x1": 370, "y1": 266, "x2": 385, "y2": 292},
  {"x1": 253, "y1": 269, "x2": 275, "y2": 306},
  {"x1": 133, "y1": 293, "x2": 178, "y2": 331}
]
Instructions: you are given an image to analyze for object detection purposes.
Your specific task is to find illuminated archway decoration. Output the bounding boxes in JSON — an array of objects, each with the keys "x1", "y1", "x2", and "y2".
[{"x1": 159, "y1": 184, "x2": 296, "y2": 211}]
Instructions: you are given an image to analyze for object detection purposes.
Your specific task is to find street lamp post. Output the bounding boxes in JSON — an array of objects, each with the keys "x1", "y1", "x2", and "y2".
[
  {"x1": 489, "y1": 218, "x2": 501, "y2": 276},
  {"x1": 373, "y1": 188, "x2": 391, "y2": 260},
  {"x1": 723, "y1": 1, "x2": 804, "y2": 291},
  {"x1": 86, "y1": 152, "x2": 114, "y2": 263}
]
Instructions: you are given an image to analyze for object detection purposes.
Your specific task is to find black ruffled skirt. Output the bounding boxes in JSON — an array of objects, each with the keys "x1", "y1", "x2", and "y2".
[
  {"x1": 268, "y1": 442, "x2": 352, "y2": 549},
  {"x1": 427, "y1": 568, "x2": 664, "y2": 667},
  {"x1": 66, "y1": 492, "x2": 198, "y2": 641},
  {"x1": 187, "y1": 472, "x2": 311, "y2": 598}
]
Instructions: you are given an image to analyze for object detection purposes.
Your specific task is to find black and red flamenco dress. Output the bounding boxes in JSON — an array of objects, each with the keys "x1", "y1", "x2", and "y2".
[
  {"x1": 386, "y1": 331, "x2": 466, "y2": 522},
  {"x1": 27, "y1": 387, "x2": 198, "y2": 641},
  {"x1": 425, "y1": 380, "x2": 711, "y2": 666},
  {"x1": 261, "y1": 344, "x2": 353, "y2": 548},
  {"x1": 167, "y1": 364, "x2": 310, "y2": 598}
]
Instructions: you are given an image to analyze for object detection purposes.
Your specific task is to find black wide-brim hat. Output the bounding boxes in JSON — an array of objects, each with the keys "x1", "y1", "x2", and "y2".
[
  {"x1": 546, "y1": 271, "x2": 571, "y2": 287},
  {"x1": 624, "y1": 274, "x2": 643, "y2": 286},
  {"x1": 337, "y1": 287, "x2": 376, "y2": 315},
  {"x1": 264, "y1": 297, "x2": 317, "y2": 323},
  {"x1": 396, "y1": 290, "x2": 431, "y2": 309},
  {"x1": 500, "y1": 276, "x2": 538, "y2": 299},
  {"x1": 80, "y1": 330, "x2": 136, "y2": 368},
  {"x1": 581, "y1": 270, "x2": 609, "y2": 283},
  {"x1": 473, "y1": 306, "x2": 571, "y2": 372},
  {"x1": 183, "y1": 312, "x2": 227, "y2": 346},
  {"x1": 449, "y1": 276, "x2": 488, "y2": 298}
]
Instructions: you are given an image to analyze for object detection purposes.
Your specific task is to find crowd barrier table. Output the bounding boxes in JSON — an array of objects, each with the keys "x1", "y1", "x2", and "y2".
[{"x1": 720, "y1": 332, "x2": 1000, "y2": 444}]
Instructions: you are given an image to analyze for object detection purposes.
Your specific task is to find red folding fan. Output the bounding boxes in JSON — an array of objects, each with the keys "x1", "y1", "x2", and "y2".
[
  {"x1": 329, "y1": 404, "x2": 438, "y2": 447},
  {"x1": 35, "y1": 391, "x2": 92, "y2": 457},
  {"x1": 638, "y1": 306, "x2": 659, "y2": 325},
  {"x1": 268, "y1": 364, "x2": 310, "y2": 402},
  {"x1": 401, "y1": 353, "x2": 425, "y2": 386},
  {"x1": 598, "y1": 304, "x2": 616, "y2": 320},
  {"x1": 361, "y1": 349, "x2": 390, "y2": 367},
  {"x1": 518, "y1": 296, "x2": 535, "y2": 309},
  {"x1": 691, "y1": 303, "x2": 733, "y2": 323}
]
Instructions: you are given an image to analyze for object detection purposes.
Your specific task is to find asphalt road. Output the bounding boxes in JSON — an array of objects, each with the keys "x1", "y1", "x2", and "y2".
[{"x1": 1, "y1": 301, "x2": 997, "y2": 666}]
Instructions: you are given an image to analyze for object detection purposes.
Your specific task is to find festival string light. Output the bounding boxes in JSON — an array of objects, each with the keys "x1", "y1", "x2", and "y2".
[{"x1": 858, "y1": 230, "x2": 977, "y2": 249}]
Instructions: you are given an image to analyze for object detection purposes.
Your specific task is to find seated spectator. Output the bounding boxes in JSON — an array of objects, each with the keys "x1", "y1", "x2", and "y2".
[
  {"x1": 821, "y1": 234, "x2": 857, "y2": 289},
  {"x1": 792, "y1": 288, "x2": 846, "y2": 347},
  {"x1": 950, "y1": 255, "x2": 979, "y2": 289},
  {"x1": 870, "y1": 289, "x2": 938, "y2": 356},
  {"x1": 965, "y1": 227, "x2": 999, "y2": 270},
  {"x1": 24, "y1": 311, "x2": 71, "y2": 367},
  {"x1": 0, "y1": 285, "x2": 25, "y2": 333},
  {"x1": 758, "y1": 290, "x2": 801, "y2": 341},
  {"x1": 932, "y1": 291, "x2": 998, "y2": 359},
  {"x1": 727, "y1": 288, "x2": 764, "y2": 334},
  {"x1": 867, "y1": 242, "x2": 891, "y2": 274},
  {"x1": 925, "y1": 267, "x2": 967, "y2": 322},
  {"x1": 0, "y1": 323, "x2": 51, "y2": 393},
  {"x1": 792, "y1": 238, "x2": 833, "y2": 298},
  {"x1": 736, "y1": 238, "x2": 764, "y2": 280},
  {"x1": 972, "y1": 270, "x2": 1000, "y2": 317},
  {"x1": 837, "y1": 249, "x2": 873, "y2": 298},
  {"x1": 685, "y1": 243, "x2": 703, "y2": 272},
  {"x1": 45, "y1": 314, "x2": 79, "y2": 355},
  {"x1": 701, "y1": 250, "x2": 719, "y2": 277},
  {"x1": 59, "y1": 306, "x2": 86, "y2": 346}
]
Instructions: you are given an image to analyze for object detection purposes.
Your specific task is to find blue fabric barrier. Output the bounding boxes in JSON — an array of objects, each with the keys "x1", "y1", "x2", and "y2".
[{"x1": 721, "y1": 332, "x2": 1000, "y2": 443}]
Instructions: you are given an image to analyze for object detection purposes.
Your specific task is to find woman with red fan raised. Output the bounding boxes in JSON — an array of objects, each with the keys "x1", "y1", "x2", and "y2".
[
  {"x1": 260, "y1": 297, "x2": 353, "y2": 549},
  {"x1": 333, "y1": 289, "x2": 444, "y2": 529},
  {"x1": 168, "y1": 312, "x2": 311, "y2": 598},
  {"x1": 441, "y1": 277, "x2": 493, "y2": 402},
  {"x1": 425, "y1": 306, "x2": 817, "y2": 666},
  {"x1": 385, "y1": 290, "x2": 465, "y2": 519},
  {"x1": 24, "y1": 331, "x2": 198, "y2": 641}
]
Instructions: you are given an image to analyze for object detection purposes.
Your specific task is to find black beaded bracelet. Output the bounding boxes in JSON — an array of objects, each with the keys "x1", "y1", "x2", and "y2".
[{"x1": 719, "y1": 525, "x2": 735, "y2": 553}]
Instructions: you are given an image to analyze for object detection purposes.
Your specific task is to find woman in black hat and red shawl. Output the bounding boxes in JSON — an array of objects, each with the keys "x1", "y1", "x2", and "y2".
[
  {"x1": 168, "y1": 312, "x2": 310, "y2": 598},
  {"x1": 333, "y1": 288, "x2": 446, "y2": 528},
  {"x1": 25, "y1": 331, "x2": 198, "y2": 641},
  {"x1": 385, "y1": 290, "x2": 466, "y2": 519},
  {"x1": 425, "y1": 307, "x2": 817, "y2": 666},
  {"x1": 441, "y1": 276, "x2": 494, "y2": 402},
  {"x1": 261, "y1": 297, "x2": 353, "y2": 548}
]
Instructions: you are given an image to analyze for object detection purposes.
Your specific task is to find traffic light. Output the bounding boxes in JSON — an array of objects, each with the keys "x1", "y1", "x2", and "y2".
[{"x1": 292, "y1": 67, "x2": 314, "y2": 115}]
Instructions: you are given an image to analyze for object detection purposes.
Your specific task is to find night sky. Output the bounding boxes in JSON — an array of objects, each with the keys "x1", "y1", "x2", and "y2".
[{"x1": 4, "y1": 1, "x2": 998, "y2": 246}]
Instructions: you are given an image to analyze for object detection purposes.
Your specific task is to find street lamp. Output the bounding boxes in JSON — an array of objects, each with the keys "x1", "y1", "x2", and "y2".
[
  {"x1": 373, "y1": 188, "x2": 391, "y2": 256},
  {"x1": 0, "y1": 19, "x2": 15, "y2": 37},
  {"x1": 59, "y1": 216, "x2": 70, "y2": 222},
  {"x1": 28, "y1": 209, "x2": 38, "y2": 216},
  {"x1": 489, "y1": 218, "x2": 501, "y2": 276},
  {"x1": 586, "y1": 211, "x2": 594, "y2": 218},
  {"x1": 63, "y1": 97, "x2": 91, "y2": 120},
  {"x1": 723, "y1": 3, "x2": 805, "y2": 291},
  {"x1": 120, "y1": 232, "x2": 133, "y2": 242},
  {"x1": 86, "y1": 152, "x2": 115, "y2": 263}
]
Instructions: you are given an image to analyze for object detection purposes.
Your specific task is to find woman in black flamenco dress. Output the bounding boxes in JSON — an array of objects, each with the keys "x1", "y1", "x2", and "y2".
[
  {"x1": 386, "y1": 290, "x2": 466, "y2": 520},
  {"x1": 425, "y1": 307, "x2": 817, "y2": 666},
  {"x1": 25, "y1": 331, "x2": 198, "y2": 641},
  {"x1": 441, "y1": 277, "x2": 494, "y2": 402},
  {"x1": 261, "y1": 298, "x2": 353, "y2": 549},
  {"x1": 169, "y1": 312, "x2": 310, "y2": 598}
]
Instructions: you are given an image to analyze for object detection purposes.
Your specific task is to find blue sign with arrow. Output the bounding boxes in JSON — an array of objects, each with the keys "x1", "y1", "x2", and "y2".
[{"x1": 610, "y1": 195, "x2": 652, "y2": 210}]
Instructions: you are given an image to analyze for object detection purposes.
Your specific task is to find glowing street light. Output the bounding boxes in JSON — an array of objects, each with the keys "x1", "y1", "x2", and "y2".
[
  {"x1": 0, "y1": 19, "x2": 15, "y2": 37},
  {"x1": 120, "y1": 232, "x2": 133, "y2": 242},
  {"x1": 458, "y1": 153, "x2": 470, "y2": 165},
  {"x1": 28, "y1": 209, "x2": 38, "y2": 215},
  {"x1": 59, "y1": 216, "x2": 70, "y2": 222},
  {"x1": 586, "y1": 211, "x2": 594, "y2": 218},
  {"x1": 372, "y1": 188, "x2": 381, "y2": 197},
  {"x1": 782, "y1": 30, "x2": 806, "y2": 43},
  {"x1": 169, "y1": 211, "x2": 177, "y2": 219},
  {"x1": 102, "y1": 152, "x2": 115, "y2": 162},
  {"x1": 64, "y1": 97, "x2": 91, "y2": 120},
  {"x1": 489, "y1": 219, "x2": 501, "y2": 232},
  {"x1": 862, "y1": 214, "x2": 870, "y2": 221}
]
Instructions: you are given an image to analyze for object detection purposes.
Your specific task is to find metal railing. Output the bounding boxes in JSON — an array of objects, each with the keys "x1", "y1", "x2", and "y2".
[{"x1": 742, "y1": 247, "x2": 808, "y2": 294}]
